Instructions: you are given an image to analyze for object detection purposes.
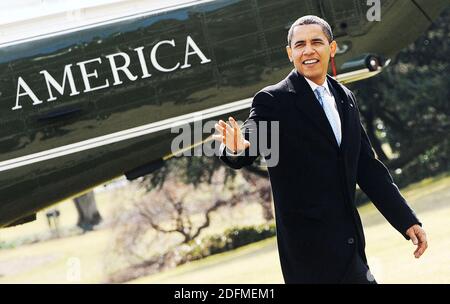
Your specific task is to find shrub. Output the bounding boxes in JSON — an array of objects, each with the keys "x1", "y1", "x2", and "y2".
[{"x1": 184, "y1": 223, "x2": 276, "y2": 262}]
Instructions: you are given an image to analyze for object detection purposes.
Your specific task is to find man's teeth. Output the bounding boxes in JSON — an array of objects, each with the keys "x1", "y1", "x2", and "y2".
[{"x1": 303, "y1": 59, "x2": 319, "y2": 65}]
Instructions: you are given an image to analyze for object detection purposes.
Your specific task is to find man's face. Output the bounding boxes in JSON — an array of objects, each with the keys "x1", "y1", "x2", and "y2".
[{"x1": 286, "y1": 24, "x2": 337, "y2": 85}]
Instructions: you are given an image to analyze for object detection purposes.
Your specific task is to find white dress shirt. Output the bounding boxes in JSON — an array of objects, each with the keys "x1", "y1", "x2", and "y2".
[{"x1": 304, "y1": 77, "x2": 342, "y2": 146}]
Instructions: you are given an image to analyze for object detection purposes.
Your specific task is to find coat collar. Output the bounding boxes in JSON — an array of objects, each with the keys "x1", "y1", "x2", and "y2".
[
  {"x1": 285, "y1": 69, "x2": 349, "y2": 151},
  {"x1": 285, "y1": 69, "x2": 346, "y2": 100}
]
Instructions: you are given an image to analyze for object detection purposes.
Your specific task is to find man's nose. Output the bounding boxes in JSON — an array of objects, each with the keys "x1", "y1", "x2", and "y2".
[{"x1": 303, "y1": 44, "x2": 315, "y2": 55}]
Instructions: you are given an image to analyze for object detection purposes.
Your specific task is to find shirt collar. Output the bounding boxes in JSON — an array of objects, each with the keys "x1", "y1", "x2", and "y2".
[{"x1": 304, "y1": 76, "x2": 331, "y2": 97}]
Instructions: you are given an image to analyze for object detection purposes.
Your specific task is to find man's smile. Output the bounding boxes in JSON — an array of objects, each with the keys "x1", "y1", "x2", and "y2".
[{"x1": 302, "y1": 59, "x2": 320, "y2": 66}]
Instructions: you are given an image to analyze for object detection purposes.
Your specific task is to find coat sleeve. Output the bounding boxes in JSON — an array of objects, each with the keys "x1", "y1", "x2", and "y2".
[
  {"x1": 354, "y1": 94, "x2": 421, "y2": 240},
  {"x1": 219, "y1": 91, "x2": 278, "y2": 169}
]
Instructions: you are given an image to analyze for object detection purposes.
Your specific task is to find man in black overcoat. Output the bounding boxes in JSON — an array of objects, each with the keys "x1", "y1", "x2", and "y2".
[{"x1": 213, "y1": 15, "x2": 428, "y2": 284}]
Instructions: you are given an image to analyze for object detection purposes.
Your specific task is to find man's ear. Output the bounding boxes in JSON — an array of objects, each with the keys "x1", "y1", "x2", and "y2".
[
  {"x1": 286, "y1": 45, "x2": 293, "y2": 62},
  {"x1": 330, "y1": 40, "x2": 337, "y2": 58}
]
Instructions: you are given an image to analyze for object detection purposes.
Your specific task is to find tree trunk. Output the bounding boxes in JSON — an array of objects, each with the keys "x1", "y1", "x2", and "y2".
[{"x1": 74, "y1": 191, "x2": 102, "y2": 231}]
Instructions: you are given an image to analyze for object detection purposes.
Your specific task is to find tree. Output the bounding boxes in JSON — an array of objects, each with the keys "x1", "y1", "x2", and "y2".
[
  {"x1": 352, "y1": 7, "x2": 449, "y2": 187},
  {"x1": 73, "y1": 191, "x2": 102, "y2": 231},
  {"x1": 125, "y1": 164, "x2": 271, "y2": 255},
  {"x1": 108, "y1": 166, "x2": 272, "y2": 282}
]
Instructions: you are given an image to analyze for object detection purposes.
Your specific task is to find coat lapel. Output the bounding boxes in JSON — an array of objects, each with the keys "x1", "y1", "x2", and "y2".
[{"x1": 286, "y1": 70, "x2": 340, "y2": 149}]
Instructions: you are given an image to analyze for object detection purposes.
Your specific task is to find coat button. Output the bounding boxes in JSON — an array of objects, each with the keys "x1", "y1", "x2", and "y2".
[{"x1": 347, "y1": 237, "x2": 355, "y2": 245}]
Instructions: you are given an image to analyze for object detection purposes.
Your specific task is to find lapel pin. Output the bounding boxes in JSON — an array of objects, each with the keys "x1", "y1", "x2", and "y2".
[{"x1": 349, "y1": 103, "x2": 354, "y2": 107}]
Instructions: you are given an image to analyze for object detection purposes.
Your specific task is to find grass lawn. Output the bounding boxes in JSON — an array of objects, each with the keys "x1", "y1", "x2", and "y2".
[
  {"x1": 131, "y1": 173, "x2": 450, "y2": 284},
  {"x1": 0, "y1": 174, "x2": 449, "y2": 284}
]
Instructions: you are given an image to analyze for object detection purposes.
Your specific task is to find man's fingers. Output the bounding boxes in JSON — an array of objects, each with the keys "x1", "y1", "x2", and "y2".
[
  {"x1": 214, "y1": 123, "x2": 224, "y2": 134},
  {"x1": 216, "y1": 120, "x2": 233, "y2": 149},
  {"x1": 212, "y1": 134, "x2": 224, "y2": 142},
  {"x1": 221, "y1": 120, "x2": 234, "y2": 135},
  {"x1": 220, "y1": 118, "x2": 241, "y2": 134},
  {"x1": 228, "y1": 117, "x2": 243, "y2": 138},
  {"x1": 228, "y1": 117, "x2": 239, "y2": 152},
  {"x1": 218, "y1": 120, "x2": 228, "y2": 130},
  {"x1": 416, "y1": 232, "x2": 428, "y2": 258},
  {"x1": 414, "y1": 241, "x2": 427, "y2": 258},
  {"x1": 217, "y1": 121, "x2": 234, "y2": 139},
  {"x1": 406, "y1": 226, "x2": 419, "y2": 245},
  {"x1": 214, "y1": 125, "x2": 227, "y2": 145},
  {"x1": 229, "y1": 117, "x2": 240, "y2": 130},
  {"x1": 216, "y1": 118, "x2": 246, "y2": 152},
  {"x1": 409, "y1": 231, "x2": 419, "y2": 245},
  {"x1": 410, "y1": 227, "x2": 428, "y2": 259},
  {"x1": 417, "y1": 230, "x2": 427, "y2": 243}
]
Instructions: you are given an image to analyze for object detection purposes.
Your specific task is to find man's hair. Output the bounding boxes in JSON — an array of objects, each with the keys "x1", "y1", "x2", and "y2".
[{"x1": 287, "y1": 15, "x2": 334, "y2": 46}]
